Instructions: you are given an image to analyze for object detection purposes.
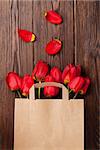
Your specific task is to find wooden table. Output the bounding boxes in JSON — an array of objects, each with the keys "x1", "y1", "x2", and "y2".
[{"x1": 0, "y1": 0, "x2": 99, "y2": 150}]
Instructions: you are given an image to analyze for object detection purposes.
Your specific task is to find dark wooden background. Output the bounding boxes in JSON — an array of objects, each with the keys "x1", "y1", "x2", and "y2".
[{"x1": 0, "y1": 0, "x2": 100, "y2": 150}]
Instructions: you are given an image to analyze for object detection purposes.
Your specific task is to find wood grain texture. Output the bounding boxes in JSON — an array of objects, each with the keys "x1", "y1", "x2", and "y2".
[
  {"x1": 0, "y1": 1, "x2": 15, "y2": 150},
  {"x1": 0, "y1": 0, "x2": 99, "y2": 150},
  {"x1": 0, "y1": 0, "x2": 33, "y2": 149},
  {"x1": 33, "y1": 0, "x2": 74, "y2": 68},
  {"x1": 74, "y1": 1, "x2": 100, "y2": 150}
]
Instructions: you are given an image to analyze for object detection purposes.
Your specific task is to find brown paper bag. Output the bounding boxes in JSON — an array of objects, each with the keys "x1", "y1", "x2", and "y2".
[{"x1": 14, "y1": 82, "x2": 84, "y2": 150}]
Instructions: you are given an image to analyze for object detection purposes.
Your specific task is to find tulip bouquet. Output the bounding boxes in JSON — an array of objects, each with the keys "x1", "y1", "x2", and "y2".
[
  {"x1": 6, "y1": 10, "x2": 90, "y2": 98},
  {"x1": 6, "y1": 60, "x2": 90, "y2": 99}
]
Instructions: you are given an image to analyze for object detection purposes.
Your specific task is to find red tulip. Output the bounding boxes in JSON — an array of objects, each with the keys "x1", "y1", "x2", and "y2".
[
  {"x1": 21, "y1": 75, "x2": 34, "y2": 96},
  {"x1": 50, "y1": 67, "x2": 62, "y2": 82},
  {"x1": 18, "y1": 29, "x2": 35, "y2": 42},
  {"x1": 32, "y1": 60, "x2": 49, "y2": 81},
  {"x1": 44, "y1": 75, "x2": 59, "y2": 97},
  {"x1": 45, "y1": 10, "x2": 62, "y2": 24},
  {"x1": 62, "y1": 64, "x2": 73, "y2": 81},
  {"x1": 62, "y1": 64, "x2": 81, "y2": 84},
  {"x1": 46, "y1": 39, "x2": 62, "y2": 55},
  {"x1": 80, "y1": 77, "x2": 90, "y2": 94},
  {"x1": 68, "y1": 76, "x2": 85, "y2": 93},
  {"x1": 6, "y1": 72, "x2": 22, "y2": 91}
]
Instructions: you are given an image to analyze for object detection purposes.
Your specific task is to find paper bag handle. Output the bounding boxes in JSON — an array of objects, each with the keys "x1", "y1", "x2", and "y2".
[{"x1": 29, "y1": 82, "x2": 69, "y2": 100}]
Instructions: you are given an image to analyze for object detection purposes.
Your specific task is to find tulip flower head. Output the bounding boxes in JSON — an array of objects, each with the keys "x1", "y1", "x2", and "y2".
[
  {"x1": 68, "y1": 76, "x2": 85, "y2": 93},
  {"x1": 6, "y1": 72, "x2": 22, "y2": 91},
  {"x1": 44, "y1": 75, "x2": 59, "y2": 97},
  {"x1": 21, "y1": 74, "x2": 34, "y2": 96},
  {"x1": 32, "y1": 60, "x2": 49, "y2": 81},
  {"x1": 62, "y1": 64, "x2": 81, "y2": 84},
  {"x1": 50, "y1": 67, "x2": 62, "y2": 82}
]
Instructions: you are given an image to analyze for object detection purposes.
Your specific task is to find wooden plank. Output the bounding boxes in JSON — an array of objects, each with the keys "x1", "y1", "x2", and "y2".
[
  {"x1": 74, "y1": 1, "x2": 100, "y2": 149},
  {"x1": 0, "y1": 0, "x2": 33, "y2": 149},
  {"x1": 0, "y1": 1, "x2": 15, "y2": 149},
  {"x1": 33, "y1": 0, "x2": 74, "y2": 69},
  {"x1": 18, "y1": 0, "x2": 33, "y2": 75}
]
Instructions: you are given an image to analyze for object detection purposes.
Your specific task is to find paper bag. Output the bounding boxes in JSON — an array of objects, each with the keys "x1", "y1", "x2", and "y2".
[{"x1": 14, "y1": 82, "x2": 84, "y2": 150}]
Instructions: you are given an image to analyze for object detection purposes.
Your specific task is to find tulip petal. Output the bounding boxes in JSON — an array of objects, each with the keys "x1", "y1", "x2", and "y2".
[
  {"x1": 80, "y1": 77, "x2": 90, "y2": 94},
  {"x1": 6, "y1": 72, "x2": 22, "y2": 91},
  {"x1": 68, "y1": 76, "x2": 85, "y2": 93},
  {"x1": 32, "y1": 60, "x2": 49, "y2": 81},
  {"x1": 45, "y1": 10, "x2": 63, "y2": 24},
  {"x1": 21, "y1": 74, "x2": 34, "y2": 96},
  {"x1": 50, "y1": 67, "x2": 62, "y2": 82},
  {"x1": 44, "y1": 75, "x2": 59, "y2": 97},
  {"x1": 62, "y1": 64, "x2": 73, "y2": 82},
  {"x1": 18, "y1": 29, "x2": 36, "y2": 42},
  {"x1": 46, "y1": 39, "x2": 62, "y2": 55}
]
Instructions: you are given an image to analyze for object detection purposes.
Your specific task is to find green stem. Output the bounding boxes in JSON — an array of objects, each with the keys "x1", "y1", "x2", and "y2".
[
  {"x1": 73, "y1": 92, "x2": 78, "y2": 99},
  {"x1": 17, "y1": 90, "x2": 21, "y2": 98},
  {"x1": 69, "y1": 90, "x2": 73, "y2": 94},
  {"x1": 67, "y1": 87, "x2": 69, "y2": 92},
  {"x1": 38, "y1": 81, "x2": 41, "y2": 99}
]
